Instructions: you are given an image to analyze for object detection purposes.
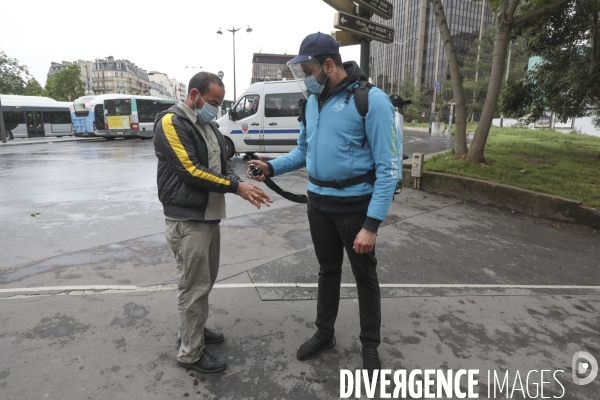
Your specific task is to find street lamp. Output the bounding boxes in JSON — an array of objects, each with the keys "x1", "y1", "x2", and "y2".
[
  {"x1": 391, "y1": 36, "x2": 417, "y2": 95},
  {"x1": 186, "y1": 66, "x2": 202, "y2": 75},
  {"x1": 217, "y1": 25, "x2": 252, "y2": 101}
]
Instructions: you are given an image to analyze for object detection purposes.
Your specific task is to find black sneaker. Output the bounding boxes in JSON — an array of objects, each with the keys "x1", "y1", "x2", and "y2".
[
  {"x1": 360, "y1": 346, "x2": 382, "y2": 377},
  {"x1": 177, "y1": 327, "x2": 224, "y2": 347},
  {"x1": 297, "y1": 335, "x2": 336, "y2": 361},
  {"x1": 178, "y1": 348, "x2": 227, "y2": 374}
]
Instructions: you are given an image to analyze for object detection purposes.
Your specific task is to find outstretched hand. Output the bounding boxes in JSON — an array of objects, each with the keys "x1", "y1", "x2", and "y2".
[
  {"x1": 236, "y1": 182, "x2": 273, "y2": 209},
  {"x1": 246, "y1": 160, "x2": 270, "y2": 182}
]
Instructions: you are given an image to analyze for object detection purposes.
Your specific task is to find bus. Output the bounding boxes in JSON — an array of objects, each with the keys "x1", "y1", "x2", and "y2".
[
  {"x1": 70, "y1": 94, "x2": 128, "y2": 137},
  {"x1": 0, "y1": 95, "x2": 74, "y2": 140},
  {"x1": 95, "y1": 95, "x2": 177, "y2": 140}
]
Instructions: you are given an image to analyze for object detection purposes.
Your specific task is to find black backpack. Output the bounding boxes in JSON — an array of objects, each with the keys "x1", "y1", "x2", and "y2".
[{"x1": 297, "y1": 80, "x2": 410, "y2": 147}]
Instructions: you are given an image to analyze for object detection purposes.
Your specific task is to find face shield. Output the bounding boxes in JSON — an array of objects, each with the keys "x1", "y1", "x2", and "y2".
[{"x1": 288, "y1": 57, "x2": 325, "y2": 98}]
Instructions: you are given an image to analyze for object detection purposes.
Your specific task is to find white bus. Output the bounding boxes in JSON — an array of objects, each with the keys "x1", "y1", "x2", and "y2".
[
  {"x1": 0, "y1": 95, "x2": 74, "y2": 140},
  {"x1": 95, "y1": 95, "x2": 177, "y2": 140},
  {"x1": 70, "y1": 94, "x2": 128, "y2": 137}
]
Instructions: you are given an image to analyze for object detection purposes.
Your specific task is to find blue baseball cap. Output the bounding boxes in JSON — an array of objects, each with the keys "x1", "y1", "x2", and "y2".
[{"x1": 287, "y1": 32, "x2": 340, "y2": 65}]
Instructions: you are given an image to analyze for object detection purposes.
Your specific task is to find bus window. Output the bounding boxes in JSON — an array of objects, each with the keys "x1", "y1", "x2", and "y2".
[
  {"x1": 73, "y1": 101, "x2": 90, "y2": 117},
  {"x1": 104, "y1": 99, "x2": 131, "y2": 116},
  {"x1": 136, "y1": 99, "x2": 156, "y2": 123},
  {"x1": 46, "y1": 111, "x2": 71, "y2": 124}
]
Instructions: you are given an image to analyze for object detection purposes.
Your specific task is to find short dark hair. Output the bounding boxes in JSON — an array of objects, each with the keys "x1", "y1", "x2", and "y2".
[
  {"x1": 188, "y1": 72, "x2": 224, "y2": 96},
  {"x1": 315, "y1": 53, "x2": 343, "y2": 68}
]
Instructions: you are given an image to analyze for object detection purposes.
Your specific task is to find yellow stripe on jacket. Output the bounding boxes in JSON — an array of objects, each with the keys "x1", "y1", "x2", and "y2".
[{"x1": 162, "y1": 113, "x2": 231, "y2": 186}]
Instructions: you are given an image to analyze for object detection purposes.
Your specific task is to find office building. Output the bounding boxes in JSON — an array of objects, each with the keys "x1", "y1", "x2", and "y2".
[{"x1": 370, "y1": 0, "x2": 494, "y2": 108}]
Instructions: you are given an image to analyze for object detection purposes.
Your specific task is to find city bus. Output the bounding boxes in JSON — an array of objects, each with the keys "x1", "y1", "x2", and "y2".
[
  {"x1": 95, "y1": 95, "x2": 177, "y2": 140},
  {"x1": 0, "y1": 95, "x2": 74, "y2": 140},
  {"x1": 70, "y1": 94, "x2": 128, "y2": 137}
]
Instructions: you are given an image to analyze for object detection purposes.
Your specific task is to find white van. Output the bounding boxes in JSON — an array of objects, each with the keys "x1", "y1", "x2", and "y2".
[
  {"x1": 217, "y1": 80, "x2": 408, "y2": 161},
  {"x1": 216, "y1": 80, "x2": 304, "y2": 158}
]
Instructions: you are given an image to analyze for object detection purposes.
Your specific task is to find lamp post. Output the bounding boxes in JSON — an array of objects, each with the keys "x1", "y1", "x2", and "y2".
[
  {"x1": 391, "y1": 37, "x2": 417, "y2": 95},
  {"x1": 186, "y1": 66, "x2": 202, "y2": 76},
  {"x1": 217, "y1": 25, "x2": 252, "y2": 101}
]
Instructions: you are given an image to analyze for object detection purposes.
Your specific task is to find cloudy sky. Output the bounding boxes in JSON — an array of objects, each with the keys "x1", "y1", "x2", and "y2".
[{"x1": 2, "y1": 0, "x2": 362, "y2": 100}]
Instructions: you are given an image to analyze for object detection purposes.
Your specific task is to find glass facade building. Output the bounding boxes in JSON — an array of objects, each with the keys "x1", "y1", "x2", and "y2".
[{"x1": 370, "y1": 0, "x2": 494, "y2": 107}]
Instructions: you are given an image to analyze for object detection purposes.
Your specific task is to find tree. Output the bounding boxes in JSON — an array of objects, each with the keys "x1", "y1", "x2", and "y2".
[
  {"x1": 44, "y1": 64, "x2": 85, "y2": 101},
  {"x1": 500, "y1": 0, "x2": 600, "y2": 124},
  {"x1": 452, "y1": 26, "x2": 528, "y2": 122},
  {"x1": 0, "y1": 51, "x2": 29, "y2": 95},
  {"x1": 429, "y1": 0, "x2": 572, "y2": 162},
  {"x1": 398, "y1": 76, "x2": 428, "y2": 122},
  {"x1": 23, "y1": 78, "x2": 44, "y2": 96}
]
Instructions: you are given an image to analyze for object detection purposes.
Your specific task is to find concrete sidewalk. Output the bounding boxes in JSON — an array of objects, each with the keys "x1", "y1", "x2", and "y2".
[{"x1": 1, "y1": 189, "x2": 599, "y2": 399}]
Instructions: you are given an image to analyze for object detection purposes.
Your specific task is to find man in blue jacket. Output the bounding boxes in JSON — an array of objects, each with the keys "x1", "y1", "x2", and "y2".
[{"x1": 248, "y1": 32, "x2": 401, "y2": 374}]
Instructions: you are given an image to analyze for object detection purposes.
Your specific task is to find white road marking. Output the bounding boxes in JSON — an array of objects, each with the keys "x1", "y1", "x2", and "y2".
[{"x1": 1, "y1": 283, "x2": 600, "y2": 298}]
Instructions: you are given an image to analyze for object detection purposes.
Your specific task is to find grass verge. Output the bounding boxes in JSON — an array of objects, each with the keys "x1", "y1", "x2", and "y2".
[{"x1": 424, "y1": 128, "x2": 600, "y2": 210}]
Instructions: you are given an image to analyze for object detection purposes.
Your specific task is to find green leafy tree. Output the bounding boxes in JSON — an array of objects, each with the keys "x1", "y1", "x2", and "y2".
[
  {"x1": 452, "y1": 26, "x2": 528, "y2": 122},
  {"x1": 429, "y1": 0, "x2": 572, "y2": 162},
  {"x1": 396, "y1": 74, "x2": 428, "y2": 122},
  {"x1": 43, "y1": 64, "x2": 85, "y2": 101},
  {"x1": 23, "y1": 78, "x2": 44, "y2": 96},
  {"x1": 500, "y1": 0, "x2": 600, "y2": 124},
  {"x1": 0, "y1": 51, "x2": 29, "y2": 94}
]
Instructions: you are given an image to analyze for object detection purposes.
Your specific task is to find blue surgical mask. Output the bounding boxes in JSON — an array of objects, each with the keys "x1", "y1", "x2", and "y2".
[
  {"x1": 195, "y1": 98, "x2": 219, "y2": 122},
  {"x1": 303, "y1": 65, "x2": 328, "y2": 95}
]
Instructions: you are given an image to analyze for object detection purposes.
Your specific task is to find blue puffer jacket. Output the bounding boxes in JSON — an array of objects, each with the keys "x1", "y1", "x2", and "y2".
[{"x1": 269, "y1": 61, "x2": 402, "y2": 223}]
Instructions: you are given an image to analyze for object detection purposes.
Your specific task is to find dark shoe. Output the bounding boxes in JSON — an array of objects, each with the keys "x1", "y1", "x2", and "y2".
[
  {"x1": 203, "y1": 327, "x2": 224, "y2": 344},
  {"x1": 177, "y1": 327, "x2": 224, "y2": 347},
  {"x1": 177, "y1": 348, "x2": 227, "y2": 374},
  {"x1": 360, "y1": 346, "x2": 382, "y2": 378},
  {"x1": 297, "y1": 335, "x2": 336, "y2": 361}
]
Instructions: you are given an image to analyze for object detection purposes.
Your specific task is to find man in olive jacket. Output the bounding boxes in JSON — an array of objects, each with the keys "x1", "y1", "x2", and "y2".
[{"x1": 154, "y1": 72, "x2": 272, "y2": 374}]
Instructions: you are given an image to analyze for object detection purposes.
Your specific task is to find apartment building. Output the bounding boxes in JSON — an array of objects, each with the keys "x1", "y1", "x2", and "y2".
[
  {"x1": 47, "y1": 60, "x2": 94, "y2": 96},
  {"x1": 91, "y1": 56, "x2": 152, "y2": 96}
]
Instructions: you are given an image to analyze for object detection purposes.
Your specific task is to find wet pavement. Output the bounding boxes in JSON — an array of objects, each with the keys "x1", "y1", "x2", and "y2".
[{"x1": 0, "y1": 134, "x2": 599, "y2": 399}]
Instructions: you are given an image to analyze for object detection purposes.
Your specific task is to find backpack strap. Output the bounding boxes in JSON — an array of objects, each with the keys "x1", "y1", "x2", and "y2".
[
  {"x1": 354, "y1": 80, "x2": 373, "y2": 147},
  {"x1": 297, "y1": 97, "x2": 307, "y2": 127}
]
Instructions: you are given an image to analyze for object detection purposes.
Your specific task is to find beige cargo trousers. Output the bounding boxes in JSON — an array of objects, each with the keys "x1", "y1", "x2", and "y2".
[{"x1": 165, "y1": 219, "x2": 220, "y2": 364}]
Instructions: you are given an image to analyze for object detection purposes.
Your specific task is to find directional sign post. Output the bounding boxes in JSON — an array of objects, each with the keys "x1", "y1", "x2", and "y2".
[
  {"x1": 323, "y1": 0, "x2": 394, "y2": 79},
  {"x1": 334, "y1": 12, "x2": 395, "y2": 44},
  {"x1": 323, "y1": 0, "x2": 355, "y2": 14},
  {"x1": 354, "y1": 0, "x2": 393, "y2": 20},
  {"x1": 331, "y1": 30, "x2": 366, "y2": 47}
]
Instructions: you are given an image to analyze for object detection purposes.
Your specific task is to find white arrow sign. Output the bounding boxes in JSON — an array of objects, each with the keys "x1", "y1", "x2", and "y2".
[{"x1": 341, "y1": 16, "x2": 347, "y2": 23}]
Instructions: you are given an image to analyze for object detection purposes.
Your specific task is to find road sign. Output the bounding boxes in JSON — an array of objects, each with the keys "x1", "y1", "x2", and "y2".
[
  {"x1": 435, "y1": 81, "x2": 440, "y2": 89},
  {"x1": 331, "y1": 30, "x2": 367, "y2": 47},
  {"x1": 218, "y1": 71, "x2": 224, "y2": 79},
  {"x1": 333, "y1": 12, "x2": 395, "y2": 44},
  {"x1": 323, "y1": 0, "x2": 355, "y2": 14},
  {"x1": 355, "y1": 0, "x2": 393, "y2": 20}
]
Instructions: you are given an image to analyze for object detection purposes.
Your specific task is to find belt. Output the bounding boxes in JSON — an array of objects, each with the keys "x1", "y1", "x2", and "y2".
[{"x1": 308, "y1": 169, "x2": 376, "y2": 190}]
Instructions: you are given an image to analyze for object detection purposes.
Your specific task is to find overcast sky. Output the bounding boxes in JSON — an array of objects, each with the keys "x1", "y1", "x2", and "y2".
[{"x1": 1, "y1": 0, "x2": 362, "y2": 100}]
